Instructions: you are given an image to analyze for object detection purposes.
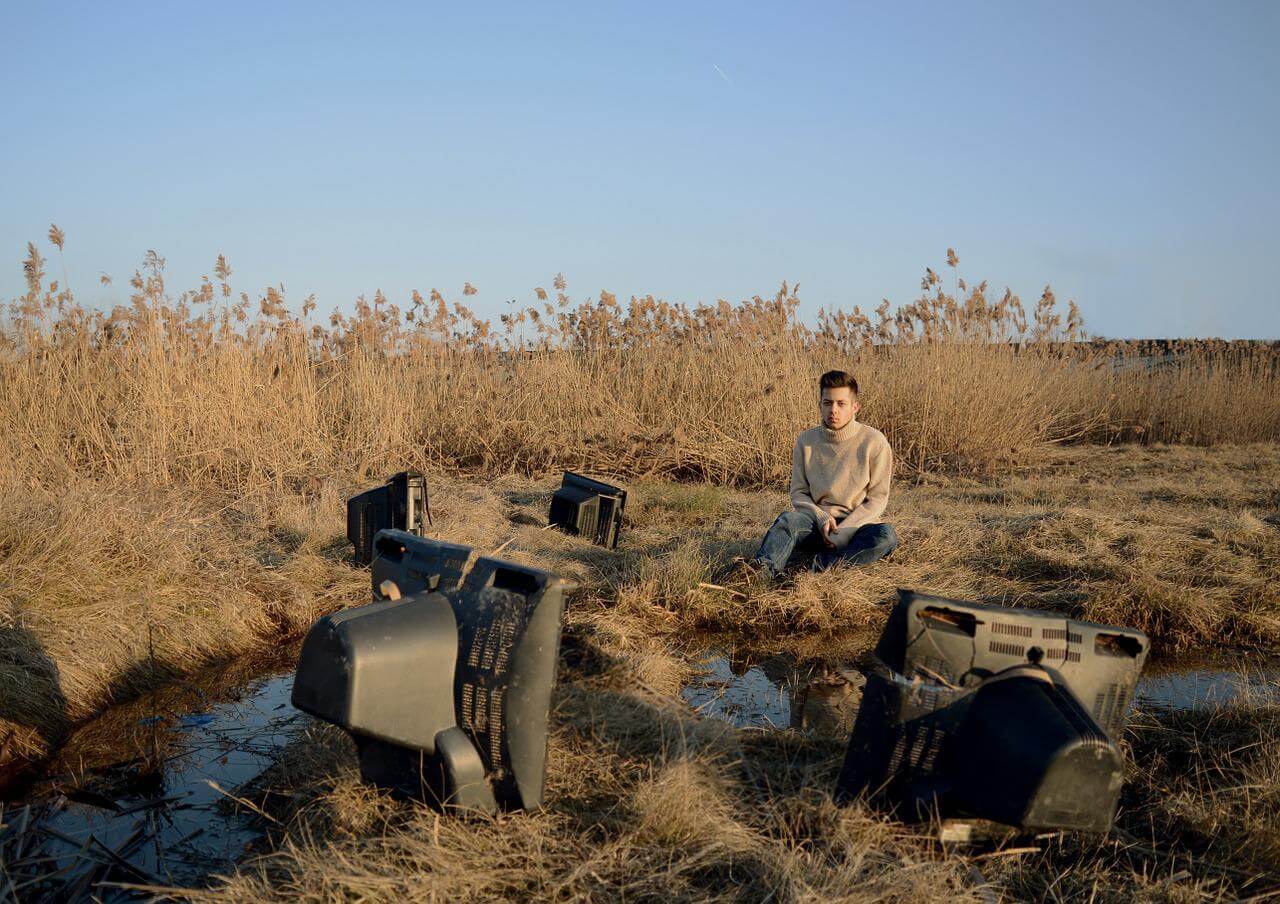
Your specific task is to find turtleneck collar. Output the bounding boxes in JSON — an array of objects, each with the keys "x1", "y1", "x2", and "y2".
[{"x1": 820, "y1": 418, "x2": 860, "y2": 444}]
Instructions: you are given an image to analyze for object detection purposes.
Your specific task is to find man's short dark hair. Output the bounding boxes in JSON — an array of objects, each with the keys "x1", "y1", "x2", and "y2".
[{"x1": 819, "y1": 370, "x2": 859, "y2": 396}]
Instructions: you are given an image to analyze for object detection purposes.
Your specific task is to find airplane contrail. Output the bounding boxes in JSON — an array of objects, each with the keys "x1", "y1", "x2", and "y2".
[{"x1": 712, "y1": 63, "x2": 732, "y2": 85}]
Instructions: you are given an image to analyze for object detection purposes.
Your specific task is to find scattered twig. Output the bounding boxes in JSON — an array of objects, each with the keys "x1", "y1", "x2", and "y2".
[
  {"x1": 0, "y1": 856, "x2": 16, "y2": 902},
  {"x1": 203, "y1": 779, "x2": 279, "y2": 824},
  {"x1": 60, "y1": 786, "x2": 123, "y2": 813},
  {"x1": 114, "y1": 795, "x2": 185, "y2": 818},
  {"x1": 969, "y1": 846, "x2": 1041, "y2": 861},
  {"x1": 6, "y1": 805, "x2": 39, "y2": 864},
  {"x1": 90, "y1": 833, "x2": 160, "y2": 883},
  {"x1": 697, "y1": 582, "x2": 746, "y2": 599}
]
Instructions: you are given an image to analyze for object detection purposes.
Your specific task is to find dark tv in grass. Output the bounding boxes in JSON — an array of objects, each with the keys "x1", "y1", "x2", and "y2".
[
  {"x1": 292, "y1": 530, "x2": 571, "y2": 812},
  {"x1": 836, "y1": 590, "x2": 1149, "y2": 834},
  {"x1": 548, "y1": 472, "x2": 626, "y2": 548},
  {"x1": 345, "y1": 471, "x2": 429, "y2": 566}
]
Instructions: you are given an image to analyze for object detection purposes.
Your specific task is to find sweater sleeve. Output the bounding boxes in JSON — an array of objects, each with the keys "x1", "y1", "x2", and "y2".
[
  {"x1": 834, "y1": 438, "x2": 892, "y2": 535},
  {"x1": 789, "y1": 438, "x2": 827, "y2": 523}
]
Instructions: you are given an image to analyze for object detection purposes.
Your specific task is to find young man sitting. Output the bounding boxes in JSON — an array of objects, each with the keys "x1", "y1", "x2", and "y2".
[{"x1": 741, "y1": 370, "x2": 898, "y2": 582}]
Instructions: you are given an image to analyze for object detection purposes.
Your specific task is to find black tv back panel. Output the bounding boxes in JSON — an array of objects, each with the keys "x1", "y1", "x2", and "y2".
[
  {"x1": 346, "y1": 471, "x2": 429, "y2": 566},
  {"x1": 838, "y1": 590, "x2": 1150, "y2": 834},
  {"x1": 548, "y1": 472, "x2": 626, "y2": 548},
  {"x1": 453, "y1": 556, "x2": 567, "y2": 809},
  {"x1": 948, "y1": 668, "x2": 1122, "y2": 831}
]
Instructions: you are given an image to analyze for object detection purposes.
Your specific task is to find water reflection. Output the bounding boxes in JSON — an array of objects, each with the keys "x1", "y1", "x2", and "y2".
[
  {"x1": 682, "y1": 647, "x2": 1280, "y2": 733},
  {"x1": 0, "y1": 649, "x2": 306, "y2": 901},
  {"x1": 682, "y1": 649, "x2": 870, "y2": 738},
  {"x1": 1137, "y1": 663, "x2": 1280, "y2": 711}
]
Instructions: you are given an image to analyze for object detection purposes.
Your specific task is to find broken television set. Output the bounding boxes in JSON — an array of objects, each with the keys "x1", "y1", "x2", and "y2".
[
  {"x1": 292, "y1": 530, "x2": 570, "y2": 812},
  {"x1": 345, "y1": 471, "x2": 430, "y2": 566},
  {"x1": 548, "y1": 471, "x2": 627, "y2": 548},
  {"x1": 836, "y1": 589, "x2": 1149, "y2": 834}
]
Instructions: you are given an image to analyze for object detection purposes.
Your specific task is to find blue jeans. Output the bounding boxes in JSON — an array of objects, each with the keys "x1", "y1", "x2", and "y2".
[{"x1": 753, "y1": 510, "x2": 899, "y2": 577}]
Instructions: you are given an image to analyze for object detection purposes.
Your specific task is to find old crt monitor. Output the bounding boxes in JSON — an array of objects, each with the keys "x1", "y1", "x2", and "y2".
[
  {"x1": 836, "y1": 590, "x2": 1149, "y2": 833},
  {"x1": 292, "y1": 530, "x2": 570, "y2": 812},
  {"x1": 346, "y1": 471, "x2": 429, "y2": 566},
  {"x1": 548, "y1": 472, "x2": 626, "y2": 548}
]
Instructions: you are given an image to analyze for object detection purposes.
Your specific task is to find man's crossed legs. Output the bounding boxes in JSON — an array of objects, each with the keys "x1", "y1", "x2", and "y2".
[{"x1": 753, "y1": 510, "x2": 898, "y2": 580}]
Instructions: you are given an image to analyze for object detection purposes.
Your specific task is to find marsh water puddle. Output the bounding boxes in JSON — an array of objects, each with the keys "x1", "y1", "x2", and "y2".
[
  {"x1": 681, "y1": 649, "x2": 1280, "y2": 733},
  {"x1": 0, "y1": 649, "x2": 305, "y2": 900}
]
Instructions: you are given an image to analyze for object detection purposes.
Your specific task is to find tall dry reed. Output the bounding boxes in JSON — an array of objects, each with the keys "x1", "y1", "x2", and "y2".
[{"x1": 6, "y1": 234, "x2": 1274, "y2": 501}]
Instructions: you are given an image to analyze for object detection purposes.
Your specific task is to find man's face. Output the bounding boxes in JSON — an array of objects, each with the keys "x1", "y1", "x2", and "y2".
[{"x1": 820, "y1": 386, "x2": 859, "y2": 430}]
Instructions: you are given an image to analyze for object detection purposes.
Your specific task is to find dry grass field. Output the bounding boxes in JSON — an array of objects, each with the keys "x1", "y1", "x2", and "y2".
[
  {"x1": 2, "y1": 234, "x2": 1278, "y2": 900},
  {"x1": 157, "y1": 452, "x2": 1277, "y2": 902},
  {"x1": 0, "y1": 444, "x2": 1239, "y2": 901}
]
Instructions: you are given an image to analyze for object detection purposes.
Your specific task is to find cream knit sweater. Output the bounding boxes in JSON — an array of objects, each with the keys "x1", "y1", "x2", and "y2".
[{"x1": 789, "y1": 420, "x2": 892, "y2": 548}]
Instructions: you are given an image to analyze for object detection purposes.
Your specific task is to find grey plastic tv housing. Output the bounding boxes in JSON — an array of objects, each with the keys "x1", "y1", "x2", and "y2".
[{"x1": 291, "y1": 529, "x2": 570, "y2": 812}]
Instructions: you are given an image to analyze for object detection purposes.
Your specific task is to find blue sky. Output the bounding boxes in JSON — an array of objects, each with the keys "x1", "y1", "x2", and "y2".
[{"x1": 3, "y1": 1, "x2": 1277, "y2": 338}]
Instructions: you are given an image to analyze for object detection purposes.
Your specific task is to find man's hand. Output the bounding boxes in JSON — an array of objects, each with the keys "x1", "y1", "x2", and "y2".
[{"x1": 821, "y1": 516, "x2": 838, "y2": 549}]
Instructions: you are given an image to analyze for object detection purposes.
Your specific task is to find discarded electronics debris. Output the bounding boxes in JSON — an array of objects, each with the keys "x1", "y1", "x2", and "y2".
[
  {"x1": 548, "y1": 471, "x2": 627, "y2": 548},
  {"x1": 292, "y1": 530, "x2": 570, "y2": 812},
  {"x1": 836, "y1": 589, "x2": 1149, "y2": 834},
  {"x1": 345, "y1": 471, "x2": 430, "y2": 566}
]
